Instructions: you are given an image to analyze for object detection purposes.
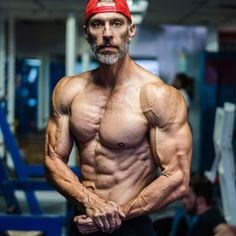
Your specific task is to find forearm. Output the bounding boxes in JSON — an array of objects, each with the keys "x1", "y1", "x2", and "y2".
[
  {"x1": 123, "y1": 170, "x2": 188, "y2": 219},
  {"x1": 45, "y1": 154, "x2": 125, "y2": 232},
  {"x1": 44, "y1": 154, "x2": 101, "y2": 209}
]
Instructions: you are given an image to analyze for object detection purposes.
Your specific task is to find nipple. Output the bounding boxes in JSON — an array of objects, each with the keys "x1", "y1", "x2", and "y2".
[{"x1": 118, "y1": 142, "x2": 125, "y2": 148}]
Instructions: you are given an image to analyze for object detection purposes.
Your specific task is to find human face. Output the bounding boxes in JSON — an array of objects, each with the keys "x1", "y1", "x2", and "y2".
[
  {"x1": 181, "y1": 187, "x2": 197, "y2": 215},
  {"x1": 84, "y1": 12, "x2": 135, "y2": 65}
]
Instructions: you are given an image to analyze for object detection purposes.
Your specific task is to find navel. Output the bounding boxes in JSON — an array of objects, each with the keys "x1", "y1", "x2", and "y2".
[{"x1": 118, "y1": 142, "x2": 125, "y2": 148}]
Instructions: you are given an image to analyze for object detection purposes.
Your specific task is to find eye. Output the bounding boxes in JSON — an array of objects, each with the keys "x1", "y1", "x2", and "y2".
[
  {"x1": 92, "y1": 21, "x2": 103, "y2": 28},
  {"x1": 112, "y1": 21, "x2": 122, "y2": 28}
]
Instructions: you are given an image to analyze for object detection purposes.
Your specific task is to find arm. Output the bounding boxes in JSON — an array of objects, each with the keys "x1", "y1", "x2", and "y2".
[
  {"x1": 123, "y1": 82, "x2": 192, "y2": 219},
  {"x1": 214, "y1": 224, "x2": 236, "y2": 236},
  {"x1": 44, "y1": 78, "x2": 124, "y2": 233}
]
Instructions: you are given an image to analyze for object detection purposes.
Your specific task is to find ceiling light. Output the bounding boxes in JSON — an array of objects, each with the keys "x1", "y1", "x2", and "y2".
[
  {"x1": 128, "y1": 0, "x2": 149, "y2": 13},
  {"x1": 127, "y1": 0, "x2": 149, "y2": 24}
]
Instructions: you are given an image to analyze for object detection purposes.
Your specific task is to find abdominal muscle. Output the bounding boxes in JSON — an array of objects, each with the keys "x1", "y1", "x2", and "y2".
[{"x1": 79, "y1": 138, "x2": 157, "y2": 206}]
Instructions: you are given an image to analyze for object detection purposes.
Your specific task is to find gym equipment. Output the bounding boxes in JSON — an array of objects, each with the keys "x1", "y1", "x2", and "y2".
[
  {"x1": 199, "y1": 52, "x2": 236, "y2": 170},
  {"x1": 0, "y1": 212, "x2": 64, "y2": 236},
  {"x1": 205, "y1": 102, "x2": 236, "y2": 224},
  {"x1": 0, "y1": 100, "x2": 79, "y2": 234}
]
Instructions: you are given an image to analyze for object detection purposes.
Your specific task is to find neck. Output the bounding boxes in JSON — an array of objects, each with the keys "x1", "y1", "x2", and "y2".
[{"x1": 95, "y1": 53, "x2": 134, "y2": 89}]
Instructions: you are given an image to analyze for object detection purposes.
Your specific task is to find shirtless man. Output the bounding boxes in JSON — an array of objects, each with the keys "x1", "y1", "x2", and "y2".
[{"x1": 44, "y1": 0, "x2": 192, "y2": 235}]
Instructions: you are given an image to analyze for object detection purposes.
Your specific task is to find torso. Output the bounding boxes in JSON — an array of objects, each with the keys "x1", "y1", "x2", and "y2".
[{"x1": 64, "y1": 66, "x2": 160, "y2": 205}]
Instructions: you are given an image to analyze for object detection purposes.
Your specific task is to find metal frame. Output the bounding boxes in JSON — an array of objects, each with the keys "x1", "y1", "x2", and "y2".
[
  {"x1": 205, "y1": 102, "x2": 236, "y2": 224},
  {"x1": 0, "y1": 215, "x2": 64, "y2": 236},
  {"x1": 0, "y1": 100, "x2": 79, "y2": 233}
]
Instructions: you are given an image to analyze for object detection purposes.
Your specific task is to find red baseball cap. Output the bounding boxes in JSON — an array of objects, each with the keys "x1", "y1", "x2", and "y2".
[{"x1": 85, "y1": 0, "x2": 132, "y2": 22}]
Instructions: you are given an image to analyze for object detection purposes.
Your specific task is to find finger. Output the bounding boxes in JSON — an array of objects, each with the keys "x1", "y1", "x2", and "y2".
[
  {"x1": 74, "y1": 219, "x2": 99, "y2": 235},
  {"x1": 85, "y1": 228, "x2": 99, "y2": 234},
  {"x1": 74, "y1": 217, "x2": 87, "y2": 225},
  {"x1": 114, "y1": 211, "x2": 122, "y2": 229},
  {"x1": 93, "y1": 216, "x2": 106, "y2": 232},
  {"x1": 106, "y1": 212, "x2": 121, "y2": 234},
  {"x1": 74, "y1": 214, "x2": 87, "y2": 221},
  {"x1": 100, "y1": 214, "x2": 111, "y2": 233},
  {"x1": 106, "y1": 211, "x2": 121, "y2": 233},
  {"x1": 77, "y1": 225, "x2": 98, "y2": 235},
  {"x1": 118, "y1": 206, "x2": 126, "y2": 218},
  {"x1": 109, "y1": 202, "x2": 125, "y2": 218},
  {"x1": 106, "y1": 202, "x2": 124, "y2": 232}
]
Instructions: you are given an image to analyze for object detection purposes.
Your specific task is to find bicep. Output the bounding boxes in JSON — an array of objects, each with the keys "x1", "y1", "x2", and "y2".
[
  {"x1": 141, "y1": 82, "x2": 192, "y2": 183},
  {"x1": 150, "y1": 121, "x2": 192, "y2": 175},
  {"x1": 143, "y1": 84, "x2": 191, "y2": 172},
  {"x1": 45, "y1": 115, "x2": 73, "y2": 163}
]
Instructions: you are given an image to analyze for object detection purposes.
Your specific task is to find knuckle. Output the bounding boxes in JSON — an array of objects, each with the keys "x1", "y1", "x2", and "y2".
[{"x1": 106, "y1": 211, "x2": 113, "y2": 218}]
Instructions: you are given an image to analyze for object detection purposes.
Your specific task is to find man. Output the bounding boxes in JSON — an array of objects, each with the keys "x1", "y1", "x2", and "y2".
[
  {"x1": 44, "y1": 0, "x2": 192, "y2": 235},
  {"x1": 172, "y1": 73, "x2": 193, "y2": 109},
  {"x1": 177, "y1": 174, "x2": 225, "y2": 236}
]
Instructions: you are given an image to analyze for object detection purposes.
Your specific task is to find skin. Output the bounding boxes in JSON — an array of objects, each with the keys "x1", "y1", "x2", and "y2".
[
  {"x1": 44, "y1": 12, "x2": 192, "y2": 235},
  {"x1": 214, "y1": 224, "x2": 236, "y2": 236}
]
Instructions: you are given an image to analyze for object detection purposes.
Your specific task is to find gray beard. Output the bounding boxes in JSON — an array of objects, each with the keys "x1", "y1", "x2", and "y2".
[{"x1": 91, "y1": 38, "x2": 129, "y2": 65}]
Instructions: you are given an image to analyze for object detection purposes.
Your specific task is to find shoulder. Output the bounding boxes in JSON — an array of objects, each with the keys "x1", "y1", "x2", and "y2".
[
  {"x1": 52, "y1": 71, "x2": 91, "y2": 115},
  {"x1": 140, "y1": 79, "x2": 176, "y2": 100},
  {"x1": 140, "y1": 80, "x2": 187, "y2": 128}
]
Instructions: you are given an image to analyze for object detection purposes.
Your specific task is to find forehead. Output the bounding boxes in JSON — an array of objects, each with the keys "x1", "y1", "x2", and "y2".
[{"x1": 89, "y1": 12, "x2": 127, "y2": 22}]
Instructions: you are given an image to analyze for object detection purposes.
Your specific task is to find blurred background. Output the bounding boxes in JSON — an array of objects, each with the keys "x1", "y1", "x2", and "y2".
[{"x1": 0, "y1": 0, "x2": 235, "y2": 235}]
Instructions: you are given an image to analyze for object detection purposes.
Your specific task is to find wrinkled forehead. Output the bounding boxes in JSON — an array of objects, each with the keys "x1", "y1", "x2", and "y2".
[{"x1": 89, "y1": 11, "x2": 128, "y2": 22}]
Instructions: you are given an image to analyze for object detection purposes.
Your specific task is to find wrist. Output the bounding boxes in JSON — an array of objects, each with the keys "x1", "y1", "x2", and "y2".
[
  {"x1": 77, "y1": 185, "x2": 100, "y2": 208},
  {"x1": 82, "y1": 193, "x2": 102, "y2": 210}
]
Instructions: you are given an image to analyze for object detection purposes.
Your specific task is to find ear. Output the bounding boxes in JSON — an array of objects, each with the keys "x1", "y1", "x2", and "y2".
[
  {"x1": 83, "y1": 25, "x2": 89, "y2": 41},
  {"x1": 128, "y1": 23, "x2": 136, "y2": 43}
]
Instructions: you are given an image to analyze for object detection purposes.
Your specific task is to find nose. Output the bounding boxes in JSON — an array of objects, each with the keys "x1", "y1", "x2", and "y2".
[{"x1": 103, "y1": 23, "x2": 113, "y2": 42}]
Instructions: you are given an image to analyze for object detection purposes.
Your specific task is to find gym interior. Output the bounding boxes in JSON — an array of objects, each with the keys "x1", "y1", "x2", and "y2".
[{"x1": 0, "y1": 0, "x2": 235, "y2": 235}]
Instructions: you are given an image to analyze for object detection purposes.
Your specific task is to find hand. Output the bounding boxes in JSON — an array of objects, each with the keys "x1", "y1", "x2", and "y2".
[
  {"x1": 74, "y1": 215, "x2": 98, "y2": 235},
  {"x1": 214, "y1": 224, "x2": 235, "y2": 236},
  {"x1": 85, "y1": 198, "x2": 125, "y2": 233}
]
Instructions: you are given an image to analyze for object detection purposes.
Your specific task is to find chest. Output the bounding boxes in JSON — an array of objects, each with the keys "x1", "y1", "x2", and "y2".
[{"x1": 70, "y1": 85, "x2": 148, "y2": 148}]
